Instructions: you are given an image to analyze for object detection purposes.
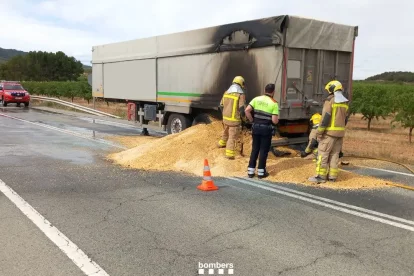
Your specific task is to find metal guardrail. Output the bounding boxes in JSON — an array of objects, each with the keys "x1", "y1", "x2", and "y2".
[{"x1": 31, "y1": 96, "x2": 121, "y2": 119}]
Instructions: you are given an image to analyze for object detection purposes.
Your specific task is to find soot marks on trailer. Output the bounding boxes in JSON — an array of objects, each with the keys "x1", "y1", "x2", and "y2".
[
  {"x1": 220, "y1": 51, "x2": 260, "y2": 104},
  {"x1": 201, "y1": 51, "x2": 260, "y2": 107},
  {"x1": 211, "y1": 15, "x2": 287, "y2": 50},
  {"x1": 202, "y1": 17, "x2": 287, "y2": 106}
]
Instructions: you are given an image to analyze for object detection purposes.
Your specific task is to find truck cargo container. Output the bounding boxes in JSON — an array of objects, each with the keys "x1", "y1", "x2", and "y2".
[{"x1": 91, "y1": 15, "x2": 358, "y2": 138}]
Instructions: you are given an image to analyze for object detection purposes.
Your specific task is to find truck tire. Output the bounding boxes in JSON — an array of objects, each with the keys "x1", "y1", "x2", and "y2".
[
  {"x1": 166, "y1": 114, "x2": 192, "y2": 134},
  {"x1": 24, "y1": 102, "x2": 29, "y2": 107},
  {"x1": 2, "y1": 100, "x2": 7, "y2": 107},
  {"x1": 192, "y1": 113, "x2": 212, "y2": 126}
]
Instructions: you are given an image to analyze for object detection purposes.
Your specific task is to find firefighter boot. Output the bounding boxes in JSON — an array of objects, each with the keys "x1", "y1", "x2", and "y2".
[
  {"x1": 247, "y1": 167, "x2": 255, "y2": 178},
  {"x1": 308, "y1": 176, "x2": 327, "y2": 183}
]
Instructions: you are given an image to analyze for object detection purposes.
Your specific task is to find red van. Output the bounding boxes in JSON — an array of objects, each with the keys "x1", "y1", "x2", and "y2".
[{"x1": 0, "y1": 81, "x2": 30, "y2": 107}]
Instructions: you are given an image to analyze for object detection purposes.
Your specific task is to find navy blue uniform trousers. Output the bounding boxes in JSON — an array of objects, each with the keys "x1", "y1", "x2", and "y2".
[{"x1": 248, "y1": 124, "x2": 273, "y2": 171}]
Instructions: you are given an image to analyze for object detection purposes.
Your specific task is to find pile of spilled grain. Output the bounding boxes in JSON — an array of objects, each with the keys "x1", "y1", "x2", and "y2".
[{"x1": 108, "y1": 121, "x2": 394, "y2": 190}]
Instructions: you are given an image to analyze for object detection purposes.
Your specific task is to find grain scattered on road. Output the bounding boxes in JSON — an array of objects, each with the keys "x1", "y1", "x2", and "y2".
[{"x1": 108, "y1": 121, "x2": 394, "y2": 190}]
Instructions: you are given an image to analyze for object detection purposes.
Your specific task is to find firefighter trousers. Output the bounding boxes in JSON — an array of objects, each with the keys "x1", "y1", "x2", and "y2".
[
  {"x1": 316, "y1": 135, "x2": 343, "y2": 180},
  {"x1": 218, "y1": 124, "x2": 240, "y2": 158}
]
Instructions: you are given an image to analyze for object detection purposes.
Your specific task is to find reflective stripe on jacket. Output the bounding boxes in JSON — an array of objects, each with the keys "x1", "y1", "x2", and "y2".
[
  {"x1": 221, "y1": 86, "x2": 246, "y2": 126},
  {"x1": 318, "y1": 94, "x2": 349, "y2": 137}
]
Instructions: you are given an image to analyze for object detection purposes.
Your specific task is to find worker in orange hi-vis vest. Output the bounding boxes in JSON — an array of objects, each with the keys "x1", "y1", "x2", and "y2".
[{"x1": 217, "y1": 76, "x2": 247, "y2": 160}]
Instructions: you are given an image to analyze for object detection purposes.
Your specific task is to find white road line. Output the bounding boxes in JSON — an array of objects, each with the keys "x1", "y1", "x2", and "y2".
[
  {"x1": 354, "y1": 165, "x2": 414, "y2": 177},
  {"x1": 0, "y1": 113, "x2": 127, "y2": 150},
  {"x1": 228, "y1": 177, "x2": 414, "y2": 232},
  {"x1": 242, "y1": 177, "x2": 414, "y2": 226},
  {"x1": 0, "y1": 179, "x2": 110, "y2": 276}
]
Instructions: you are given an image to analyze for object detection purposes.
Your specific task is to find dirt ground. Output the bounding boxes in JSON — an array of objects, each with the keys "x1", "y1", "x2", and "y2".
[{"x1": 344, "y1": 114, "x2": 414, "y2": 165}]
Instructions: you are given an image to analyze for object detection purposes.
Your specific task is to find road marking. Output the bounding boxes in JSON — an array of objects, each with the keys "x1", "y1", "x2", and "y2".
[
  {"x1": 354, "y1": 165, "x2": 414, "y2": 177},
  {"x1": 0, "y1": 112, "x2": 127, "y2": 150},
  {"x1": 228, "y1": 177, "x2": 414, "y2": 232},
  {"x1": 243, "y1": 177, "x2": 414, "y2": 226},
  {"x1": 0, "y1": 179, "x2": 110, "y2": 276}
]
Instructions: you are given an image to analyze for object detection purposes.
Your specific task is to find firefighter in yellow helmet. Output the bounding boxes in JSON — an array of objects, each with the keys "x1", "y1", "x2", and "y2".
[
  {"x1": 217, "y1": 76, "x2": 247, "y2": 159},
  {"x1": 300, "y1": 113, "x2": 321, "y2": 161},
  {"x1": 308, "y1": 80, "x2": 349, "y2": 183}
]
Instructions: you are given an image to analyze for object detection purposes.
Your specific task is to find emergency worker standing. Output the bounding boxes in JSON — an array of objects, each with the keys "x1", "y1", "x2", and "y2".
[
  {"x1": 245, "y1": 84, "x2": 279, "y2": 179},
  {"x1": 308, "y1": 80, "x2": 349, "y2": 183},
  {"x1": 217, "y1": 76, "x2": 247, "y2": 159}
]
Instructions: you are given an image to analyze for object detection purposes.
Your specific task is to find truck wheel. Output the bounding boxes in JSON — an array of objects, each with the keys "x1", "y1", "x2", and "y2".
[
  {"x1": 192, "y1": 113, "x2": 212, "y2": 126},
  {"x1": 167, "y1": 114, "x2": 192, "y2": 134},
  {"x1": 2, "y1": 101, "x2": 7, "y2": 107},
  {"x1": 24, "y1": 102, "x2": 29, "y2": 107}
]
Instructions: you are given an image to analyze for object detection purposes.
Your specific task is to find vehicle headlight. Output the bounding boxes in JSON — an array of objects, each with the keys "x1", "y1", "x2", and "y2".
[{"x1": 5, "y1": 92, "x2": 11, "y2": 95}]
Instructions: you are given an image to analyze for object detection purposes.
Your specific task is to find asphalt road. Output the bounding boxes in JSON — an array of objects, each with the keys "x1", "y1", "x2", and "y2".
[{"x1": 0, "y1": 106, "x2": 413, "y2": 276}]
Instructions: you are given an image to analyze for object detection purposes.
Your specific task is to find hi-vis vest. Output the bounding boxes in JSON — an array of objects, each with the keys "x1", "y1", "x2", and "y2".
[
  {"x1": 221, "y1": 84, "x2": 246, "y2": 126},
  {"x1": 318, "y1": 92, "x2": 349, "y2": 137},
  {"x1": 249, "y1": 95, "x2": 279, "y2": 125}
]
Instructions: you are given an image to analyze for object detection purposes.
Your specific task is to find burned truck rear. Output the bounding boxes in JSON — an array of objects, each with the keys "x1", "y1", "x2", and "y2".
[{"x1": 91, "y1": 15, "x2": 358, "y2": 136}]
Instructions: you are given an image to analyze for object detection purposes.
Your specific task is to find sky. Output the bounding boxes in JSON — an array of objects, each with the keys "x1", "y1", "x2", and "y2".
[{"x1": 0, "y1": 0, "x2": 413, "y2": 79}]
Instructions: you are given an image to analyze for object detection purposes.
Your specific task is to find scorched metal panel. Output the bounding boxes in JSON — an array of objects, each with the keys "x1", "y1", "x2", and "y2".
[{"x1": 157, "y1": 46, "x2": 283, "y2": 107}]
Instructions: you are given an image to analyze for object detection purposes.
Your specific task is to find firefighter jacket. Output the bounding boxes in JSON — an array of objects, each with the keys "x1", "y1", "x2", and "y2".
[
  {"x1": 220, "y1": 84, "x2": 246, "y2": 126},
  {"x1": 317, "y1": 91, "x2": 349, "y2": 137}
]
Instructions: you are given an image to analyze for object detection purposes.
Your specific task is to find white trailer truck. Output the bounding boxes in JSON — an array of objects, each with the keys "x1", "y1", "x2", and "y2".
[{"x1": 91, "y1": 15, "x2": 358, "y2": 140}]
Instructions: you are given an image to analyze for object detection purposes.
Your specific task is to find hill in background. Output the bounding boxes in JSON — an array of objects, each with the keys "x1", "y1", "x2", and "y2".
[
  {"x1": 0, "y1": 47, "x2": 27, "y2": 64},
  {"x1": 365, "y1": 71, "x2": 414, "y2": 82},
  {"x1": 1, "y1": 47, "x2": 413, "y2": 80},
  {"x1": 0, "y1": 47, "x2": 91, "y2": 72}
]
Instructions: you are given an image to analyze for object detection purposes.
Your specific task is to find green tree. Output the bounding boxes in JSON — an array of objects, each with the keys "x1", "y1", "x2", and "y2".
[
  {"x1": 350, "y1": 83, "x2": 393, "y2": 130},
  {"x1": 0, "y1": 51, "x2": 84, "y2": 81},
  {"x1": 0, "y1": 63, "x2": 7, "y2": 79},
  {"x1": 392, "y1": 91, "x2": 414, "y2": 143}
]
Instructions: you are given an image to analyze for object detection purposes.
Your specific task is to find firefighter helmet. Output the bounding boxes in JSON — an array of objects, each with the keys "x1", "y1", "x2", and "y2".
[
  {"x1": 310, "y1": 113, "x2": 321, "y2": 125},
  {"x1": 232, "y1": 76, "x2": 245, "y2": 88},
  {"x1": 325, "y1": 80, "x2": 343, "y2": 94}
]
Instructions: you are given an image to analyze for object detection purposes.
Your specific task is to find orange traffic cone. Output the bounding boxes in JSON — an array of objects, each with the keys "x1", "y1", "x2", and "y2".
[{"x1": 197, "y1": 159, "x2": 219, "y2": 191}]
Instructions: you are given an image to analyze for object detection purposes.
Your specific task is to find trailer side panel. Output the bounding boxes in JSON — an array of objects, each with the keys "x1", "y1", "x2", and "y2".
[
  {"x1": 92, "y1": 63, "x2": 103, "y2": 97},
  {"x1": 157, "y1": 46, "x2": 283, "y2": 110},
  {"x1": 103, "y1": 59, "x2": 157, "y2": 101}
]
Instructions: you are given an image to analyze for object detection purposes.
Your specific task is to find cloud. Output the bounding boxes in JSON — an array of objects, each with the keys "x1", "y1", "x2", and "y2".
[{"x1": 1, "y1": 0, "x2": 413, "y2": 79}]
